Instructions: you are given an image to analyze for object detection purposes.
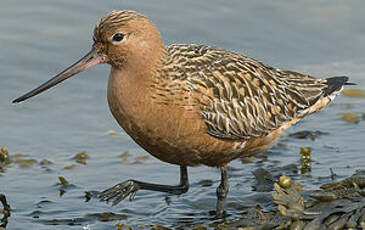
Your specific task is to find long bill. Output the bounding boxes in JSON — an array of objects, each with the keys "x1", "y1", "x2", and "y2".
[{"x1": 12, "y1": 47, "x2": 104, "y2": 103}]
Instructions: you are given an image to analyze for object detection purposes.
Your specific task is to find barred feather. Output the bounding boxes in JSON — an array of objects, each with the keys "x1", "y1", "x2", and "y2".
[
  {"x1": 153, "y1": 44, "x2": 337, "y2": 140},
  {"x1": 92, "y1": 10, "x2": 347, "y2": 142}
]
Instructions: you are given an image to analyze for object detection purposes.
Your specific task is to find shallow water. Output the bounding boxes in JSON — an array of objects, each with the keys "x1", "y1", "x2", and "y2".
[{"x1": 1, "y1": 1, "x2": 365, "y2": 229}]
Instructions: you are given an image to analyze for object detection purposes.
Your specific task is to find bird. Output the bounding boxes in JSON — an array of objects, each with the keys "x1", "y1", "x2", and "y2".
[{"x1": 12, "y1": 10, "x2": 353, "y2": 217}]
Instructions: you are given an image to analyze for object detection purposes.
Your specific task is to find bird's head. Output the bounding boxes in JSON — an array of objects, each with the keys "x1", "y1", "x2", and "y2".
[{"x1": 13, "y1": 10, "x2": 163, "y2": 103}]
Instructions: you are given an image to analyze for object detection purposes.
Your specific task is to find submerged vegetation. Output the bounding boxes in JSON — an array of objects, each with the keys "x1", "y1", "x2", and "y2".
[
  {"x1": 0, "y1": 193, "x2": 10, "y2": 228},
  {"x1": 2, "y1": 142, "x2": 365, "y2": 229},
  {"x1": 1, "y1": 90, "x2": 365, "y2": 229},
  {"x1": 110, "y1": 170, "x2": 365, "y2": 229}
]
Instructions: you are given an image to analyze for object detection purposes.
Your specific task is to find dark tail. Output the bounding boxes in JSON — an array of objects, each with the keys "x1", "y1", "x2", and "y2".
[{"x1": 324, "y1": 76, "x2": 356, "y2": 96}]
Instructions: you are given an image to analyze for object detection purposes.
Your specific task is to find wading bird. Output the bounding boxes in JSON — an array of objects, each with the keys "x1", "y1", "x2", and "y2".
[{"x1": 13, "y1": 10, "x2": 353, "y2": 217}]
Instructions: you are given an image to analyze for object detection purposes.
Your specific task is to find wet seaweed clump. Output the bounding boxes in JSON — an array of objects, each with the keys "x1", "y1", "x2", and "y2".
[
  {"x1": 0, "y1": 147, "x2": 10, "y2": 172},
  {"x1": 300, "y1": 147, "x2": 312, "y2": 174},
  {"x1": 118, "y1": 151, "x2": 151, "y2": 165},
  {"x1": 73, "y1": 151, "x2": 89, "y2": 165},
  {"x1": 341, "y1": 112, "x2": 362, "y2": 124},
  {"x1": 343, "y1": 88, "x2": 365, "y2": 98},
  {"x1": 223, "y1": 170, "x2": 365, "y2": 229},
  {"x1": 0, "y1": 193, "x2": 10, "y2": 228},
  {"x1": 0, "y1": 146, "x2": 39, "y2": 172},
  {"x1": 57, "y1": 176, "x2": 76, "y2": 197}
]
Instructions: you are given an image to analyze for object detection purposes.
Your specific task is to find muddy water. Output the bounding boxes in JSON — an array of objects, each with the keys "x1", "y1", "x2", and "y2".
[{"x1": 1, "y1": 1, "x2": 364, "y2": 229}]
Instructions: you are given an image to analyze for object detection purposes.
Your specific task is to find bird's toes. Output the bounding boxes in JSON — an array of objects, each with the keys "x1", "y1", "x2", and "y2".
[{"x1": 98, "y1": 179, "x2": 140, "y2": 205}]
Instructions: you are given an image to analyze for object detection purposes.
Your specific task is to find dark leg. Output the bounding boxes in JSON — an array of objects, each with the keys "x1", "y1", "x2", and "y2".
[
  {"x1": 215, "y1": 165, "x2": 229, "y2": 218},
  {"x1": 98, "y1": 166, "x2": 189, "y2": 205}
]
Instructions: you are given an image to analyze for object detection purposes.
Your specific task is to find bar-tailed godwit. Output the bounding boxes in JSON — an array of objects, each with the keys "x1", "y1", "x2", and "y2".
[{"x1": 13, "y1": 10, "x2": 353, "y2": 217}]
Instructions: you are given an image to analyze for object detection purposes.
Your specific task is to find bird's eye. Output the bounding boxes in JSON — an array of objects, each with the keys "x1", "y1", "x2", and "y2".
[{"x1": 112, "y1": 33, "x2": 125, "y2": 42}]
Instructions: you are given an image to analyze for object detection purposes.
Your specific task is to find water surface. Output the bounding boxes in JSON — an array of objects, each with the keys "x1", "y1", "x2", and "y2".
[{"x1": 1, "y1": 1, "x2": 364, "y2": 229}]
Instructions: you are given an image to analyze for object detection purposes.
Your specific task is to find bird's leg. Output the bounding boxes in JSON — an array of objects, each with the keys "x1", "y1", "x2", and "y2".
[
  {"x1": 215, "y1": 165, "x2": 229, "y2": 218},
  {"x1": 98, "y1": 166, "x2": 189, "y2": 205}
]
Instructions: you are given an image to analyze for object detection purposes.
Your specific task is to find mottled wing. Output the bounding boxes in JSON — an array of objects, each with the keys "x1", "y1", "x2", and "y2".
[{"x1": 166, "y1": 44, "x2": 328, "y2": 140}]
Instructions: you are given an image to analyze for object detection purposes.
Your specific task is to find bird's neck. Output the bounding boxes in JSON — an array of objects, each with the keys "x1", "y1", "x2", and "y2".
[{"x1": 106, "y1": 45, "x2": 168, "y2": 132}]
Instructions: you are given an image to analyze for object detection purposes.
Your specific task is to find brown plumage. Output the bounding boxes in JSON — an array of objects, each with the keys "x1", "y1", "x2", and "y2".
[{"x1": 13, "y1": 10, "x2": 351, "y2": 217}]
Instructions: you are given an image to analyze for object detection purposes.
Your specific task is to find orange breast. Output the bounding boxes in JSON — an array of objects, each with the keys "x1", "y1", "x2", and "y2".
[{"x1": 107, "y1": 67, "x2": 302, "y2": 167}]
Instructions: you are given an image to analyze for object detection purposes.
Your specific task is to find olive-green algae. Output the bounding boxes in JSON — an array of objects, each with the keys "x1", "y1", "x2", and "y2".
[
  {"x1": 299, "y1": 147, "x2": 311, "y2": 175},
  {"x1": 0, "y1": 193, "x2": 10, "y2": 228},
  {"x1": 343, "y1": 88, "x2": 365, "y2": 98},
  {"x1": 0, "y1": 146, "x2": 38, "y2": 170},
  {"x1": 221, "y1": 171, "x2": 365, "y2": 229},
  {"x1": 341, "y1": 112, "x2": 362, "y2": 124},
  {"x1": 73, "y1": 151, "x2": 89, "y2": 165}
]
